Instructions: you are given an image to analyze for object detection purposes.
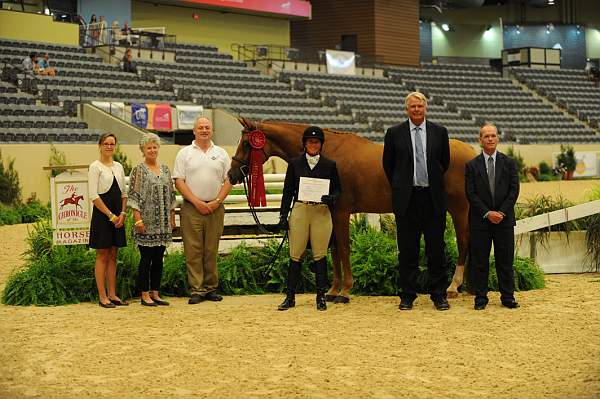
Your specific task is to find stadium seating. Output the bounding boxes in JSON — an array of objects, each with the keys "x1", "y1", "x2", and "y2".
[
  {"x1": 388, "y1": 63, "x2": 600, "y2": 144},
  {"x1": 511, "y1": 67, "x2": 600, "y2": 130},
  {"x1": 137, "y1": 43, "x2": 373, "y2": 134}
]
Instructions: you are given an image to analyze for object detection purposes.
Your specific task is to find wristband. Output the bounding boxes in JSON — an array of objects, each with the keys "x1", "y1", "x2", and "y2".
[
  {"x1": 134, "y1": 220, "x2": 144, "y2": 226},
  {"x1": 215, "y1": 198, "x2": 221, "y2": 204},
  {"x1": 109, "y1": 215, "x2": 118, "y2": 223},
  {"x1": 120, "y1": 212, "x2": 126, "y2": 216}
]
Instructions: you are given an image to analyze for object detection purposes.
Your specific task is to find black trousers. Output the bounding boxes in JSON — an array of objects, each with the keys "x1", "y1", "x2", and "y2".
[
  {"x1": 138, "y1": 245, "x2": 166, "y2": 292},
  {"x1": 395, "y1": 189, "x2": 447, "y2": 302},
  {"x1": 469, "y1": 226, "x2": 515, "y2": 304}
]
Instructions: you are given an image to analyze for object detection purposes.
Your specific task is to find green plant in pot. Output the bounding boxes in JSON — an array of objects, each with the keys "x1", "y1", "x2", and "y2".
[{"x1": 556, "y1": 145, "x2": 576, "y2": 180}]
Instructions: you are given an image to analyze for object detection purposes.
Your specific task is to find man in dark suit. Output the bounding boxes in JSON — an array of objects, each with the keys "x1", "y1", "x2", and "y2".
[
  {"x1": 382, "y1": 92, "x2": 450, "y2": 311},
  {"x1": 465, "y1": 124, "x2": 520, "y2": 310}
]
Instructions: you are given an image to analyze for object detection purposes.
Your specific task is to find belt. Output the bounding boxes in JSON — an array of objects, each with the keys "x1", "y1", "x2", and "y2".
[
  {"x1": 297, "y1": 200, "x2": 322, "y2": 205},
  {"x1": 413, "y1": 186, "x2": 429, "y2": 191}
]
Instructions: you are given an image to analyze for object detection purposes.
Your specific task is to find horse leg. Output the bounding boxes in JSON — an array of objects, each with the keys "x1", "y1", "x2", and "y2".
[
  {"x1": 333, "y1": 212, "x2": 352, "y2": 304},
  {"x1": 326, "y1": 241, "x2": 341, "y2": 301},
  {"x1": 447, "y1": 203, "x2": 470, "y2": 298}
]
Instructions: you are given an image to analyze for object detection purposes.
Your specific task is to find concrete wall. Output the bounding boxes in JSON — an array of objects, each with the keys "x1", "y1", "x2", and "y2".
[
  {"x1": 431, "y1": 20, "x2": 503, "y2": 60},
  {"x1": 587, "y1": 27, "x2": 600, "y2": 59},
  {"x1": 77, "y1": 0, "x2": 132, "y2": 27},
  {"x1": 131, "y1": 0, "x2": 290, "y2": 56},
  {"x1": 0, "y1": 10, "x2": 79, "y2": 46}
]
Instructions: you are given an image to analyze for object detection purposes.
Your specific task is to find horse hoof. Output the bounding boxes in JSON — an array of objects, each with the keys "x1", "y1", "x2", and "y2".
[
  {"x1": 325, "y1": 295, "x2": 337, "y2": 302},
  {"x1": 333, "y1": 296, "x2": 350, "y2": 304},
  {"x1": 446, "y1": 290, "x2": 458, "y2": 299}
]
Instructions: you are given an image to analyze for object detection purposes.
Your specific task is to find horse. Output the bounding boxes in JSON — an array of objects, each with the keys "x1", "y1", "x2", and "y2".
[
  {"x1": 60, "y1": 194, "x2": 84, "y2": 210},
  {"x1": 228, "y1": 118, "x2": 477, "y2": 302}
]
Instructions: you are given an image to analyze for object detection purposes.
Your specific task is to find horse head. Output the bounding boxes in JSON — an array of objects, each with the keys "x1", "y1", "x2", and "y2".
[{"x1": 228, "y1": 118, "x2": 305, "y2": 184}]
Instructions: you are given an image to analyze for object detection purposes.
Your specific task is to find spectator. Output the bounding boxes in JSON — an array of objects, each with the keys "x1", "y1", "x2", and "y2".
[
  {"x1": 98, "y1": 16, "x2": 108, "y2": 45},
  {"x1": 122, "y1": 48, "x2": 137, "y2": 74},
  {"x1": 21, "y1": 52, "x2": 38, "y2": 75},
  {"x1": 38, "y1": 53, "x2": 56, "y2": 76},
  {"x1": 111, "y1": 20, "x2": 122, "y2": 45},
  {"x1": 122, "y1": 21, "x2": 135, "y2": 46},
  {"x1": 88, "y1": 14, "x2": 99, "y2": 45}
]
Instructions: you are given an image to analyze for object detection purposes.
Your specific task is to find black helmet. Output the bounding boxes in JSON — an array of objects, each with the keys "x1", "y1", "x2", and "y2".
[{"x1": 302, "y1": 126, "x2": 325, "y2": 144}]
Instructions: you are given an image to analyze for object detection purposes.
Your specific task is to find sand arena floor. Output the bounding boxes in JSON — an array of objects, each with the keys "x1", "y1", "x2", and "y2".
[{"x1": 0, "y1": 223, "x2": 600, "y2": 398}]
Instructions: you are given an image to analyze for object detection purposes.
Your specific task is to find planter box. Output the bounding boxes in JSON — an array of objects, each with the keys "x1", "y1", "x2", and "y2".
[{"x1": 516, "y1": 231, "x2": 590, "y2": 274}]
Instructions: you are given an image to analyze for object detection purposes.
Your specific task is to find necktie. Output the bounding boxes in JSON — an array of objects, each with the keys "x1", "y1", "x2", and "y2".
[
  {"x1": 414, "y1": 127, "x2": 428, "y2": 186},
  {"x1": 487, "y1": 156, "x2": 495, "y2": 201}
]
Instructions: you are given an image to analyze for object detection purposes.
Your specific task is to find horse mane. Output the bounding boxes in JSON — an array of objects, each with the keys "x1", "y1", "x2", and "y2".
[{"x1": 237, "y1": 117, "x2": 374, "y2": 143}]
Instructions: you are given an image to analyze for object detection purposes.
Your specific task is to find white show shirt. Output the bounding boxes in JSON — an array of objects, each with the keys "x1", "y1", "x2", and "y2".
[
  {"x1": 172, "y1": 141, "x2": 231, "y2": 201},
  {"x1": 88, "y1": 160, "x2": 127, "y2": 201},
  {"x1": 306, "y1": 153, "x2": 320, "y2": 170},
  {"x1": 409, "y1": 119, "x2": 428, "y2": 186}
]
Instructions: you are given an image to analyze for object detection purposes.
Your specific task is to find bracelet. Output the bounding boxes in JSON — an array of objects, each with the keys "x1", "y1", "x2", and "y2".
[
  {"x1": 134, "y1": 220, "x2": 144, "y2": 226},
  {"x1": 109, "y1": 215, "x2": 118, "y2": 223},
  {"x1": 120, "y1": 212, "x2": 126, "y2": 215},
  {"x1": 215, "y1": 198, "x2": 221, "y2": 204}
]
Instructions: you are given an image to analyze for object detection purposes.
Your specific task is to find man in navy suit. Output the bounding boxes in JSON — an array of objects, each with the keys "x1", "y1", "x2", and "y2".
[
  {"x1": 465, "y1": 124, "x2": 520, "y2": 310},
  {"x1": 383, "y1": 92, "x2": 451, "y2": 311}
]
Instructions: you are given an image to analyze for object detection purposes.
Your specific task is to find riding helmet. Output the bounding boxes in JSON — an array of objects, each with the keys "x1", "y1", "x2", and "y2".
[{"x1": 302, "y1": 126, "x2": 325, "y2": 144}]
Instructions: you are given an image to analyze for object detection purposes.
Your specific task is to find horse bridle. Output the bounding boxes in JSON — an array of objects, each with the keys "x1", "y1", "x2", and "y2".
[{"x1": 232, "y1": 127, "x2": 288, "y2": 279}]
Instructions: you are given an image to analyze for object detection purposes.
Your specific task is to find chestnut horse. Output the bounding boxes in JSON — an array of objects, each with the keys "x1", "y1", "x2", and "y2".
[{"x1": 228, "y1": 118, "x2": 477, "y2": 302}]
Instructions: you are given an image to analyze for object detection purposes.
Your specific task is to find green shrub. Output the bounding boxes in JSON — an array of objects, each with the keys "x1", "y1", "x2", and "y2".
[
  {"x1": 0, "y1": 203, "x2": 22, "y2": 225},
  {"x1": 18, "y1": 199, "x2": 50, "y2": 223},
  {"x1": 506, "y1": 146, "x2": 526, "y2": 182},
  {"x1": 538, "y1": 161, "x2": 552, "y2": 175},
  {"x1": 113, "y1": 145, "x2": 132, "y2": 176},
  {"x1": 48, "y1": 144, "x2": 67, "y2": 178},
  {"x1": 0, "y1": 151, "x2": 21, "y2": 206},
  {"x1": 161, "y1": 250, "x2": 188, "y2": 296}
]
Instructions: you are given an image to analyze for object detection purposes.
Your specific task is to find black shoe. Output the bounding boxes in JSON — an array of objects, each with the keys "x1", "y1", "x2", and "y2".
[
  {"x1": 141, "y1": 298, "x2": 158, "y2": 307},
  {"x1": 205, "y1": 291, "x2": 223, "y2": 302},
  {"x1": 99, "y1": 300, "x2": 116, "y2": 309},
  {"x1": 433, "y1": 298, "x2": 450, "y2": 311},
  {"x1": 502, "y1": 300, "x2": 520, "y2": 309},
  {"x1": 151, "y1": 298, "x2": 170, "y2": 306},
  {"x1": 188, "y1": 294, "x2": 205, "y2": 305},
  {"x1": 316, "y1": 292, "x2": 327, "y2": 311},
  {"x1": 474, "y1": 303, "x2": 486, "y2": 310},
  {"x1": 110, "y1": 299, "x2": 129, "y2": 306},
  {"x1": 278, "y1": 294, "x2": 295, "y2": 311},
  {"x1": 399, "y1": 299, "x2": 413, "y2": 310}
]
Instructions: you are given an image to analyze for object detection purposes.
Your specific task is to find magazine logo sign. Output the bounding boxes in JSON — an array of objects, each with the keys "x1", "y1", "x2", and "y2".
[{"x1": 51, "y1": 171, "x2": 91, "y2": 245}]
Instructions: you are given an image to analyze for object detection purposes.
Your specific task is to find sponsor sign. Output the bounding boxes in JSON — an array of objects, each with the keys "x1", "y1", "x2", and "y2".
[
  {"x1": 148, "y1": 103, "x2": 172, "y2": 130},
  {"x1": 175, "y1": 105, "x2": 204, "y2": 129},
  {"x1": 51, "y1": 171, "x2": 92, "y2": 245},
  {"x1": 131, "y1": 103, "x2": 148, "y2": 128},
  {"x1": 325, "y1": 50, "x2": 356, "y2": 75},
  {"x1": 181, "y1": 0, "x2": 311, "y2": 18}
]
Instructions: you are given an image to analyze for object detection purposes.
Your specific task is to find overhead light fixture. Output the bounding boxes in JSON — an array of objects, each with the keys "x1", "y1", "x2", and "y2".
[
  {"x1": 548, "y1": 0, "x2": 555, "y2": 5},
  {"x1": 441, "y1": 23, "x2": 450, "y2": 32},
  {"x1": 576, "y1": 25, "x2": 581, "y2": 34},
  {"x1": 516, "y1": 25, "x2": 521, "y2": 34}
]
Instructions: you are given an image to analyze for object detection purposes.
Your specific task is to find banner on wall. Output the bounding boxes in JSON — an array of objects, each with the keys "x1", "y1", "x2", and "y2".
[
  {"x1": 325, "y1": 50, "x2": 356, "y2": 75},
  {"x1": 131, "y1": 103, "x2": 148, "y2": 128},
  {"x1": 147, "y1": 103, "x2": 172, "y2": 130},
  {"x1": 51, "y1": 171, "x2": 91, "y2": 245},
  {"x1": 175, "y1": 105, "x2": 204, "y2": 129}
]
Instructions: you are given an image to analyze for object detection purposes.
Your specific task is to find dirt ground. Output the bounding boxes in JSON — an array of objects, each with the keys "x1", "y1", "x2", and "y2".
[{"x1": 1, "y1": 223, "x2": 600, "y2": 398}]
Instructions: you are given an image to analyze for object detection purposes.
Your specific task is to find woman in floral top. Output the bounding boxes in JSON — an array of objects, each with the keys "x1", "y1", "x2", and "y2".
[{"x1": 128, "y1": 133, "x2": 176, "y2": 307}]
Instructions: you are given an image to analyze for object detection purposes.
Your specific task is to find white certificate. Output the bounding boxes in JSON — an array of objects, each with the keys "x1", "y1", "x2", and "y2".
[{"x1": 298, "y1": 177, "x2": 330, "y2": 203}]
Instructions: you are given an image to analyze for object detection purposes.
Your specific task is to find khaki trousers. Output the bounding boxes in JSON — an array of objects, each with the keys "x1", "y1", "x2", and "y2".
[
  {"x1": 180, "y1": 201, "x2": 225, "y2": 295},
  {"x1": 288, "y1": 202, "x2": 332, "y2": 261}
]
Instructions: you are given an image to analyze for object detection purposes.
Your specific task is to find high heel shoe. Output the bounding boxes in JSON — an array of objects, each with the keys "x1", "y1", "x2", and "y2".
[
  {"x1": 110, "y1": 299, "x2": 129, "y2": 306},
  {"x1": 141, "y1": 298, "x2": 158, "y2": 307}
]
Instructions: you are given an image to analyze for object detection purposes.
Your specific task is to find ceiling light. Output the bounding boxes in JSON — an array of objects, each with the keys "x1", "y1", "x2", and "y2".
[{"x1": 441, "y1": 23, "x2": 450, "y2": 31}]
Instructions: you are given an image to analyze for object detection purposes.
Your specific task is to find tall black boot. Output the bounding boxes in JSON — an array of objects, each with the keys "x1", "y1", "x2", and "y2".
[
  {"x1": 278, "y1": 260, "x2": 301, "y2": 311},
  {"x1": 314, "y1": 257, "x2": 329, "y2": 311}
]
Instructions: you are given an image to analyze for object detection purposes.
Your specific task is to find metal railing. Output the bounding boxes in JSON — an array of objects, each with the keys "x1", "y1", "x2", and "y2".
[{"x1": 231, "y1": 43, "x2": 385, "y2": 73}]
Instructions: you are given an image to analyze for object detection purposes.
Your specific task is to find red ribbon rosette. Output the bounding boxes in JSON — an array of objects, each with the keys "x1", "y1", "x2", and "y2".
[{"x1": 247, "y1": 130, "x2": 267, "y2": 207}]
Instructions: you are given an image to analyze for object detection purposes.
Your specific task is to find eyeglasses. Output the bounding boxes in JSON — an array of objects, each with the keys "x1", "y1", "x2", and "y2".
[{"x1": 102, "y1": 143, "x2": 115, "y2": 147}]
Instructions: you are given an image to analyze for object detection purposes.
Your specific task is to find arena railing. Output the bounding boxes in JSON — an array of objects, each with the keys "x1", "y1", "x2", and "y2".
[{"x1": 231, "y1": 43, "x2": 385, "y2": 76}]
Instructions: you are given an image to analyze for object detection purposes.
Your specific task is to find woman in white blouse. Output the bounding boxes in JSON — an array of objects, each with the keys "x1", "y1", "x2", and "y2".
[{"x1": 88, "y1": 133, "x2": 128, "y2": 308}]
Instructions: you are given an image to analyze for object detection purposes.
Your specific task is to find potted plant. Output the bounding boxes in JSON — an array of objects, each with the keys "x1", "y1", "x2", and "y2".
[{"x1": 556, "y1": 145, "x2": 576, "y2": 180}]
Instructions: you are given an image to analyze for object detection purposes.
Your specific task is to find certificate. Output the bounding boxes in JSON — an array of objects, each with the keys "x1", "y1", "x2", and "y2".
[{"x1": 298, "y1": 177, "x2": 330, "y2": 203}]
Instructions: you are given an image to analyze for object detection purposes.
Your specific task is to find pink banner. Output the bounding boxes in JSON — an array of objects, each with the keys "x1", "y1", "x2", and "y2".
[
  {"x1": 185, "y1": 0, "x2": 310, "y2": 18},
  {"x1": 148, "y1": 103, "x2": 172, "y2": 131}
]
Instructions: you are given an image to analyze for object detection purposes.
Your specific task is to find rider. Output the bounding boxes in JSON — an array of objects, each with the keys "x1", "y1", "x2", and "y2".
[{"x1": 276, "y1": 126, "x2": 341, "y2": 311}]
